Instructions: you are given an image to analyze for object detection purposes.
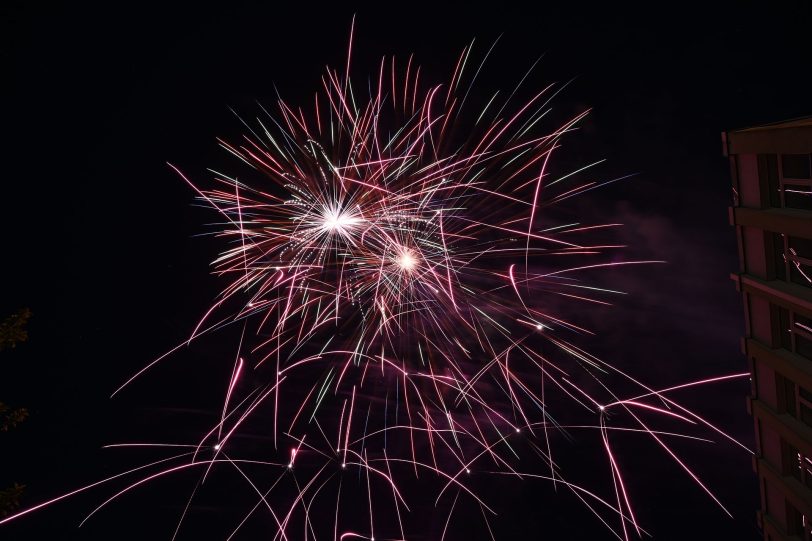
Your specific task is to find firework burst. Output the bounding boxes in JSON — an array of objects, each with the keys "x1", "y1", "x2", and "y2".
[{"x1": 0, "y1": 19, "x2": 749, "y2": 541}]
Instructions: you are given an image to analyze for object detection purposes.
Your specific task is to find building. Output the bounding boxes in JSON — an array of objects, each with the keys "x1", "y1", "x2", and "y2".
[{"x1": 725, "y1": 118, "x2": 812, "y2": 540}]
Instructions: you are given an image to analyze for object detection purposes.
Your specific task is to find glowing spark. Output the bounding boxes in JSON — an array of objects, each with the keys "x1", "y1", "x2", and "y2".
[
  {"x1": 320, "y1": 207, "x2": 363, "y2": 234},
  {"x1": 395, "y1": 249, "x2": 418, "y2": 272}
]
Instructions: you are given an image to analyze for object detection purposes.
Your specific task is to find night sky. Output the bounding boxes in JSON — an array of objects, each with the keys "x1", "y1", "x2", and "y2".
[{"x1": 2, "y1": 2, "x2": 812, "y2": 540}]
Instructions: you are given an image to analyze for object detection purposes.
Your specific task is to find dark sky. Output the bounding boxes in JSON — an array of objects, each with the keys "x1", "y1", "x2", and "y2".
[{"x1": 2, "y1": 2, "x2": 811, "y2": 540}]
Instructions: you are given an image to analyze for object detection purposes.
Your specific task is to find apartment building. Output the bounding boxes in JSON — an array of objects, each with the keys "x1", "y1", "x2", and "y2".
[{"x1": 726, "y1": 117, "x2": 812, "y2": 540}]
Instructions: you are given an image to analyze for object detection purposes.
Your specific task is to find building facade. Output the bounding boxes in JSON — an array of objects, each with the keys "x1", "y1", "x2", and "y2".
[{"x1": 725, "y1": 118, "x2": 812, "y2": 540}]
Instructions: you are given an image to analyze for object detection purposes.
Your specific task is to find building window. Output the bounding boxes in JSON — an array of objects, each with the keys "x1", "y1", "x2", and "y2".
[
  {"x1": 774, "y1": 305, "x2": 812, "y2": 361},
  {"x1": 780, "y1": 153, "x2": 812, "y2": 210},
  {"x1": 798, "y1": 314, "x2": 812, "y2": 360},
  {"x1": 777, "y1": 373, "x2": 812, "y2": 427},
  {"x1": 771, "y1": 233, "x2": 812, "y2": 290},
  {"x1": 783, "y1": 154, "x2": 812, "y2": 181},
  {"x1": 801, "y1": 387, "x2": 812, "y2": 427},
  {"x1": 783, "y1": 439, "x2": 812, "y2": 491},
  {"x1": 786, "y1": 498, "x2": 812, "y2": 540},
  {"x1": 759, "y1": 153, "x2": 812, "y2": 210}
]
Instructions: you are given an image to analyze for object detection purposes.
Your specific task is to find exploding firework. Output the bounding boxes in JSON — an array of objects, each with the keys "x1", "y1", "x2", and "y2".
[{"x1": 0, "y1": 19, "x2": 749, "y2": 541}]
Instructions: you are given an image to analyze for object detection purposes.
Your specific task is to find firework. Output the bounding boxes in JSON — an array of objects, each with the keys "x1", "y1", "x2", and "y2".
[{"x1": 0, "y1": 19, "x2": 749, "y2": 541}]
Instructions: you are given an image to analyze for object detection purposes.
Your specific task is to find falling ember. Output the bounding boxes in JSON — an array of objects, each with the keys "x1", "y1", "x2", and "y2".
[{"x1": 0, "y1": 19, "x2": 752, "y2": 541}]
